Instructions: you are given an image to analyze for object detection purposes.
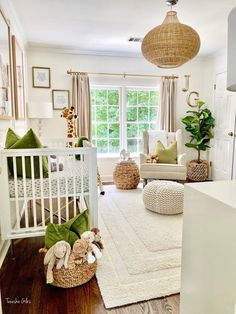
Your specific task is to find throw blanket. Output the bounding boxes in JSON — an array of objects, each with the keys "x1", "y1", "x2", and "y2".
[{"x1": 148, "y1": 130, "x2": 167, "y2": 154}]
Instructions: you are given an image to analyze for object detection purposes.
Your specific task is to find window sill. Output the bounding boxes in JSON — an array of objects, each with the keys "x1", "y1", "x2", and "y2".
[{"x1": 97, "y1": 153, "x2": 140, "y2": 159}]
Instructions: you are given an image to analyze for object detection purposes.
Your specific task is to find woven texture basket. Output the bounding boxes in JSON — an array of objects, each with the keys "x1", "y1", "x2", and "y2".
[
  {"x1": 187, "y1": 160, "x2": 208, "y2": 182},
  {"x1": 113, "y1": 161, "x2": 140, "y2": 190},
  {"x1": 44, "y1": 261, "x2": 97, "y2": 288},
  {"x1": 141, "y1": 11, "x2": 200, "y2": 68}
]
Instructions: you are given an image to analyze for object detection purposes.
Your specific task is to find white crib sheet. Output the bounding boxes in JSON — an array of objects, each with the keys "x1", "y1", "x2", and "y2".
[{"x1": 9, "y1": 159, "x2": 89, "y2": 199}]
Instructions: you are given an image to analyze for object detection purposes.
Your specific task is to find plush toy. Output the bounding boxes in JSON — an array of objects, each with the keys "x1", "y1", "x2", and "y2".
[
  {"x1": 61, "y1": 106, "x2": 78, "y2": 146},
  {"x1": 146, "y1": 154, "x2": 159, "y2": 163},
  {"x1": 68, "y1": 239, "x2": 95, "y2": 269},
  {"x1": 44, "y1": 240, "x2": 71, "y2": 284},
  {"x1": 81, "y1": 230, "x2": 102, "y2": 260},
  {"x1": 91, "y1": 227, "x2": 104, "y2": 250}
]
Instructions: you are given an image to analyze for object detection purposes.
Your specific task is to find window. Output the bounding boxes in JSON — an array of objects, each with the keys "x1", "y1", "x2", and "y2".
[
  {"x1": 126, "y1": 88, "x2": 158, "y2": 153},
  {"x1": 91, "y1": 86, "x2": 159, "y2": 155}
]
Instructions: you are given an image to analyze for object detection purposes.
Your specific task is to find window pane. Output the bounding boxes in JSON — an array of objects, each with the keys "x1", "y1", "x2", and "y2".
[
  {"x1": 127, "y1": 139, "x2": 137, "y2": 153},
  {"x1": 95, "y1": 89, "x2": 107, "y2": 105},
  {"x1": 150, "y1": 107, "x2": 157, "y2": 121},
  {"x1": 91, "y1": 106, "x2": 96, "y2": 122},
  {"x1": 92, "y1": 139, "x2": 97, "y2": 147},
  {"x1": 127, "y1": 90, "x2": 137, "y2": 106},
  {"x1": 91, "y1": 87, "x2": 120, "y2": 154},
  {"x1": 139, "y1": 123, "x2": 149, "y2": 136},
  {"x1": 97, "y1": 140, "x2": 108, "y2": 153},
  {"x1": 91, "y1": 89, "x2": 95, "y2": 106},
  {"x1": 109, "y1": 139, "x2": 120, "y2": 153},
  {"x1": 150, "y1": 91, "x2": 159, "y2": 106},
  {"x1": 127, "y1": 123, "x2": 138, "y2": 138},
  {"x1": 150, "y1": 123, "x2": 157, "y2": 130},
  {"x1": 126, "y1": 88, "x2": 159, "y2": 154},
  {"x1": 127, "y1": 107, "x2": 137, "y2": 121},
  {"x1": 138, "y1": 139, "x2": 143, "y2": 152},
  {"x1": 108, "y1": 106, "x2": 119, "y2": 122},
  {"x1": 138, "y1": 91, "x2": 149, "y2": 106},
  {"x1": 96, "y1": 106, "x2": 107, "y2": 121},
  {"x1": 108, "y1": 90, "x2": 119, "y2": 106},
  {"x1": 92, "y1": 125, "x2": 96, "y2": 137},
  {"x1": 109, "y1": 123, "x2": 119, "y2": 138},
  {"x1": 138, "y1": 107, "x2": 149, "y2": 121},
  {"x1": 97, "y1": 123, "x2": 107, "y2": 138}
]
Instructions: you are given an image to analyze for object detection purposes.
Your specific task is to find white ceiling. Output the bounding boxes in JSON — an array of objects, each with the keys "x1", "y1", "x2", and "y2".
[{"x1": 11, "y1": 0, "x2": 236, "y2": 57}]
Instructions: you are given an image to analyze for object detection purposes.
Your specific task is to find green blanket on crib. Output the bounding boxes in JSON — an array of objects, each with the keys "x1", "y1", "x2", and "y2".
[{"x1": 45, "y1": 209, "x2": 89, "y2": 248}]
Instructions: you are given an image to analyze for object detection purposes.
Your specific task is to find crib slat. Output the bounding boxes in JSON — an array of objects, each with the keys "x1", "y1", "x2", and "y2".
[
  {"x1": 72, "y1": 154, "x2": 77, "y2": 217},
  {"x1": 56, "y1": 156, "x2": 61, "y2": 224},
  {"x1": 39, "y1": 156, "x2": 45, "y2": 227},
  {"x1": 80, "y1": 153, "x2": 84, "y2": 211},
  {"x1": 47, "y1": 156, "x2": 53, "y2": 223},
  {"x1": 65, "y1": 155, "x2": 69, "y2": 221},
  {"x1": 22, "y1": 156, "x2": 29, "y2": 228},
  {"x1": 13, "y1": 157, "x2": 20, "y2": 230},
  {"x1": 30, "y1": 156, "x2": 37, "y2": 227}
]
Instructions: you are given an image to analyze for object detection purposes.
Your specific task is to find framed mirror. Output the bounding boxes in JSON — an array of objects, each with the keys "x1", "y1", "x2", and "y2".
[
  {"x1": 0, "y1": 9, "x2": 13, "y2": 119},
  {"x1": 12, "y1": 35, "x2": 26, "y2": 120}
]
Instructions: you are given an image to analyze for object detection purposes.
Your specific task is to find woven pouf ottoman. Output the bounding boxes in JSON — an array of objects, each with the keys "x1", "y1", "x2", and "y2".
[{"x1": 142, "y1": 180, "x2": 184, "y2": 215}]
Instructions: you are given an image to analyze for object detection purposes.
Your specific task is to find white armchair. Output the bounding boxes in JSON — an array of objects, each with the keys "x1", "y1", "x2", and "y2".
[{"x1": 140, "y1": 129, "x2": 187, "y2": 186}]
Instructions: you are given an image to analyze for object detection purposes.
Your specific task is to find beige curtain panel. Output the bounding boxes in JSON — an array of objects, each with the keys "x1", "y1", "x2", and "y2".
[
  {"x1": 158, "y1": 77, "x2": 177, "y2": 132},
  {"x1": 72, "y1": 73, "x2": 91, "y2": 140}
]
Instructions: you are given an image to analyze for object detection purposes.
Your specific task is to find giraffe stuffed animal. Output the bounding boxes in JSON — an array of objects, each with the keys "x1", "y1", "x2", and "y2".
[{"x1": 61, "y1": 106, "x2": 78, "y2": 147}]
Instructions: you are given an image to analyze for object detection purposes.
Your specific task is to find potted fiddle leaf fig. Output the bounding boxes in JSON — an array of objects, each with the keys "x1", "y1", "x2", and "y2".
[{"x1": 182, "y1": 100, "x2": 215, "y2": 181}]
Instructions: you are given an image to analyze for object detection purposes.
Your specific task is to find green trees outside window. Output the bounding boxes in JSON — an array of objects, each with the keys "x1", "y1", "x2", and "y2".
[{"x1": 91, "y1": 87, "x2": 159, "y2": 154}]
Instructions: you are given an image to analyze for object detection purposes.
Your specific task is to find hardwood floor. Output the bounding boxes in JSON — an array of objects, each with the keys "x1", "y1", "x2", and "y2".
[{"x1": 0, "y1": 237, "x2": 180, "y2": 314}]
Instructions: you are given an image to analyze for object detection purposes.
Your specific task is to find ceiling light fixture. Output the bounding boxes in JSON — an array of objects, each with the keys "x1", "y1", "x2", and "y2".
[{"x1": 141, "y1": 0, "x2": 201, "y2": 68}]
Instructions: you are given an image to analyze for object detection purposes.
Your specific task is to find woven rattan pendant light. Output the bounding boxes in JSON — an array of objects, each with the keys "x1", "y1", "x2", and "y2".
[{"x1": 141, "y1": 0, "x2": 201, "y2": 68}]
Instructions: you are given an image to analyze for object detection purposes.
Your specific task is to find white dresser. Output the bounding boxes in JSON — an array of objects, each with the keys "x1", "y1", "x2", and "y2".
[{"x1": 180, "y1": 181, "x2": 236, "y2": 314}]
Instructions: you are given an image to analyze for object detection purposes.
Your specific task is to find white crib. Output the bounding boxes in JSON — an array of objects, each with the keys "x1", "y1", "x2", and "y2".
[{"x1": 0, "y1": 138, "x2": 98, "y2": 241}]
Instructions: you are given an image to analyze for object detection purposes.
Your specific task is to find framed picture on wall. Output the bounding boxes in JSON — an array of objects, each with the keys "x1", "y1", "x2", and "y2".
[
  {"x1": 12, "y1": 35, "x2": 26, "y2": 120},
  {"x1": 0, "y1": 9, "x2": 13, "y2": 119},
  {"x1": 52, "y1": 89, "x2": 70, "y2": 110},
  {"x1": 32, "y1": 66, "x2": 51, "y2": 88}
]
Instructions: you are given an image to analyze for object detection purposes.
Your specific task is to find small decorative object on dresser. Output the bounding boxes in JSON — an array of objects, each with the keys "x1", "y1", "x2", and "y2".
[
  {"x1": 113, "y1": 157, "x2": 140, "y2": 190},
  {"x1": 182, "y1": 100, "x2": 215, "y2": 181},
  {"x1": 32, "y1": 66, "x2": 51, "y2": 88}
]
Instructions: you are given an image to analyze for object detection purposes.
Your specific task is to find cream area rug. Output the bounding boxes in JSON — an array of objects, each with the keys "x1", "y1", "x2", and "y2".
[{"x1": 96, "y1": 186, "x2": 182, "y2": 309}]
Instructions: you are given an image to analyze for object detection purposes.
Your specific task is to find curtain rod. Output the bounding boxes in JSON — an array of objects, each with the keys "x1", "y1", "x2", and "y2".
[{"x1": 67, "y1": 70, "x2": 178, "y2": 79}]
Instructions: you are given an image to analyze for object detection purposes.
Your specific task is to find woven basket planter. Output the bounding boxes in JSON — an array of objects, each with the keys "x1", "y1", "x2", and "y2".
[
  {"x1": 113, "y1": 161, "x2": 140, "y2": 190},
  {"x1": 43, "y1": 261, "x2": 97, "y2": 288},
  {"x1": 187, "y1": 160, "x2": 208, "y2": 182}
]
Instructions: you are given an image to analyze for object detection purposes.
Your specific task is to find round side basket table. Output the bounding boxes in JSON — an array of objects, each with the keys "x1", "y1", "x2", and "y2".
[{"x1": 113, "y1": 160, "x2": 140, "y2": 190}]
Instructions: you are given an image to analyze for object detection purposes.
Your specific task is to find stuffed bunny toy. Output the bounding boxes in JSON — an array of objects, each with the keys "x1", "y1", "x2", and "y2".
[
  {"x1": 81, "y1": 231, "x2": 102, "y2": 260},
  {"x1": 44, "y1": 240, "x2": 71, "y2": 284},
  {"x1": 91, "y1": 227, "x2": 104, "y2": 250},
  {"x1": 68, "y1": 239, "x2": 95, "y2": 269}
]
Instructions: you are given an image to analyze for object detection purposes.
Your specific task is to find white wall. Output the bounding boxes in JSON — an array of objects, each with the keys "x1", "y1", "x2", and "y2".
[{"x1": 27, "y1": 47, "x2": 212, "y2": 180}]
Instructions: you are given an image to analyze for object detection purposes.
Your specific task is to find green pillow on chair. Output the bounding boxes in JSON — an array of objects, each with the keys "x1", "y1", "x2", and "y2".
[
  {"x1": 155, "y1": 140, "x2": 177, "y2": 164},
  {"x1": 7, "y1": 128, "x2": 48, "y2": 178},
  {"x1": 45, "y1": 210, "x2": 89, "y2": 248},
  {"x1": 5, "y1": 128, "x2": 21, "y2": 149}
]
